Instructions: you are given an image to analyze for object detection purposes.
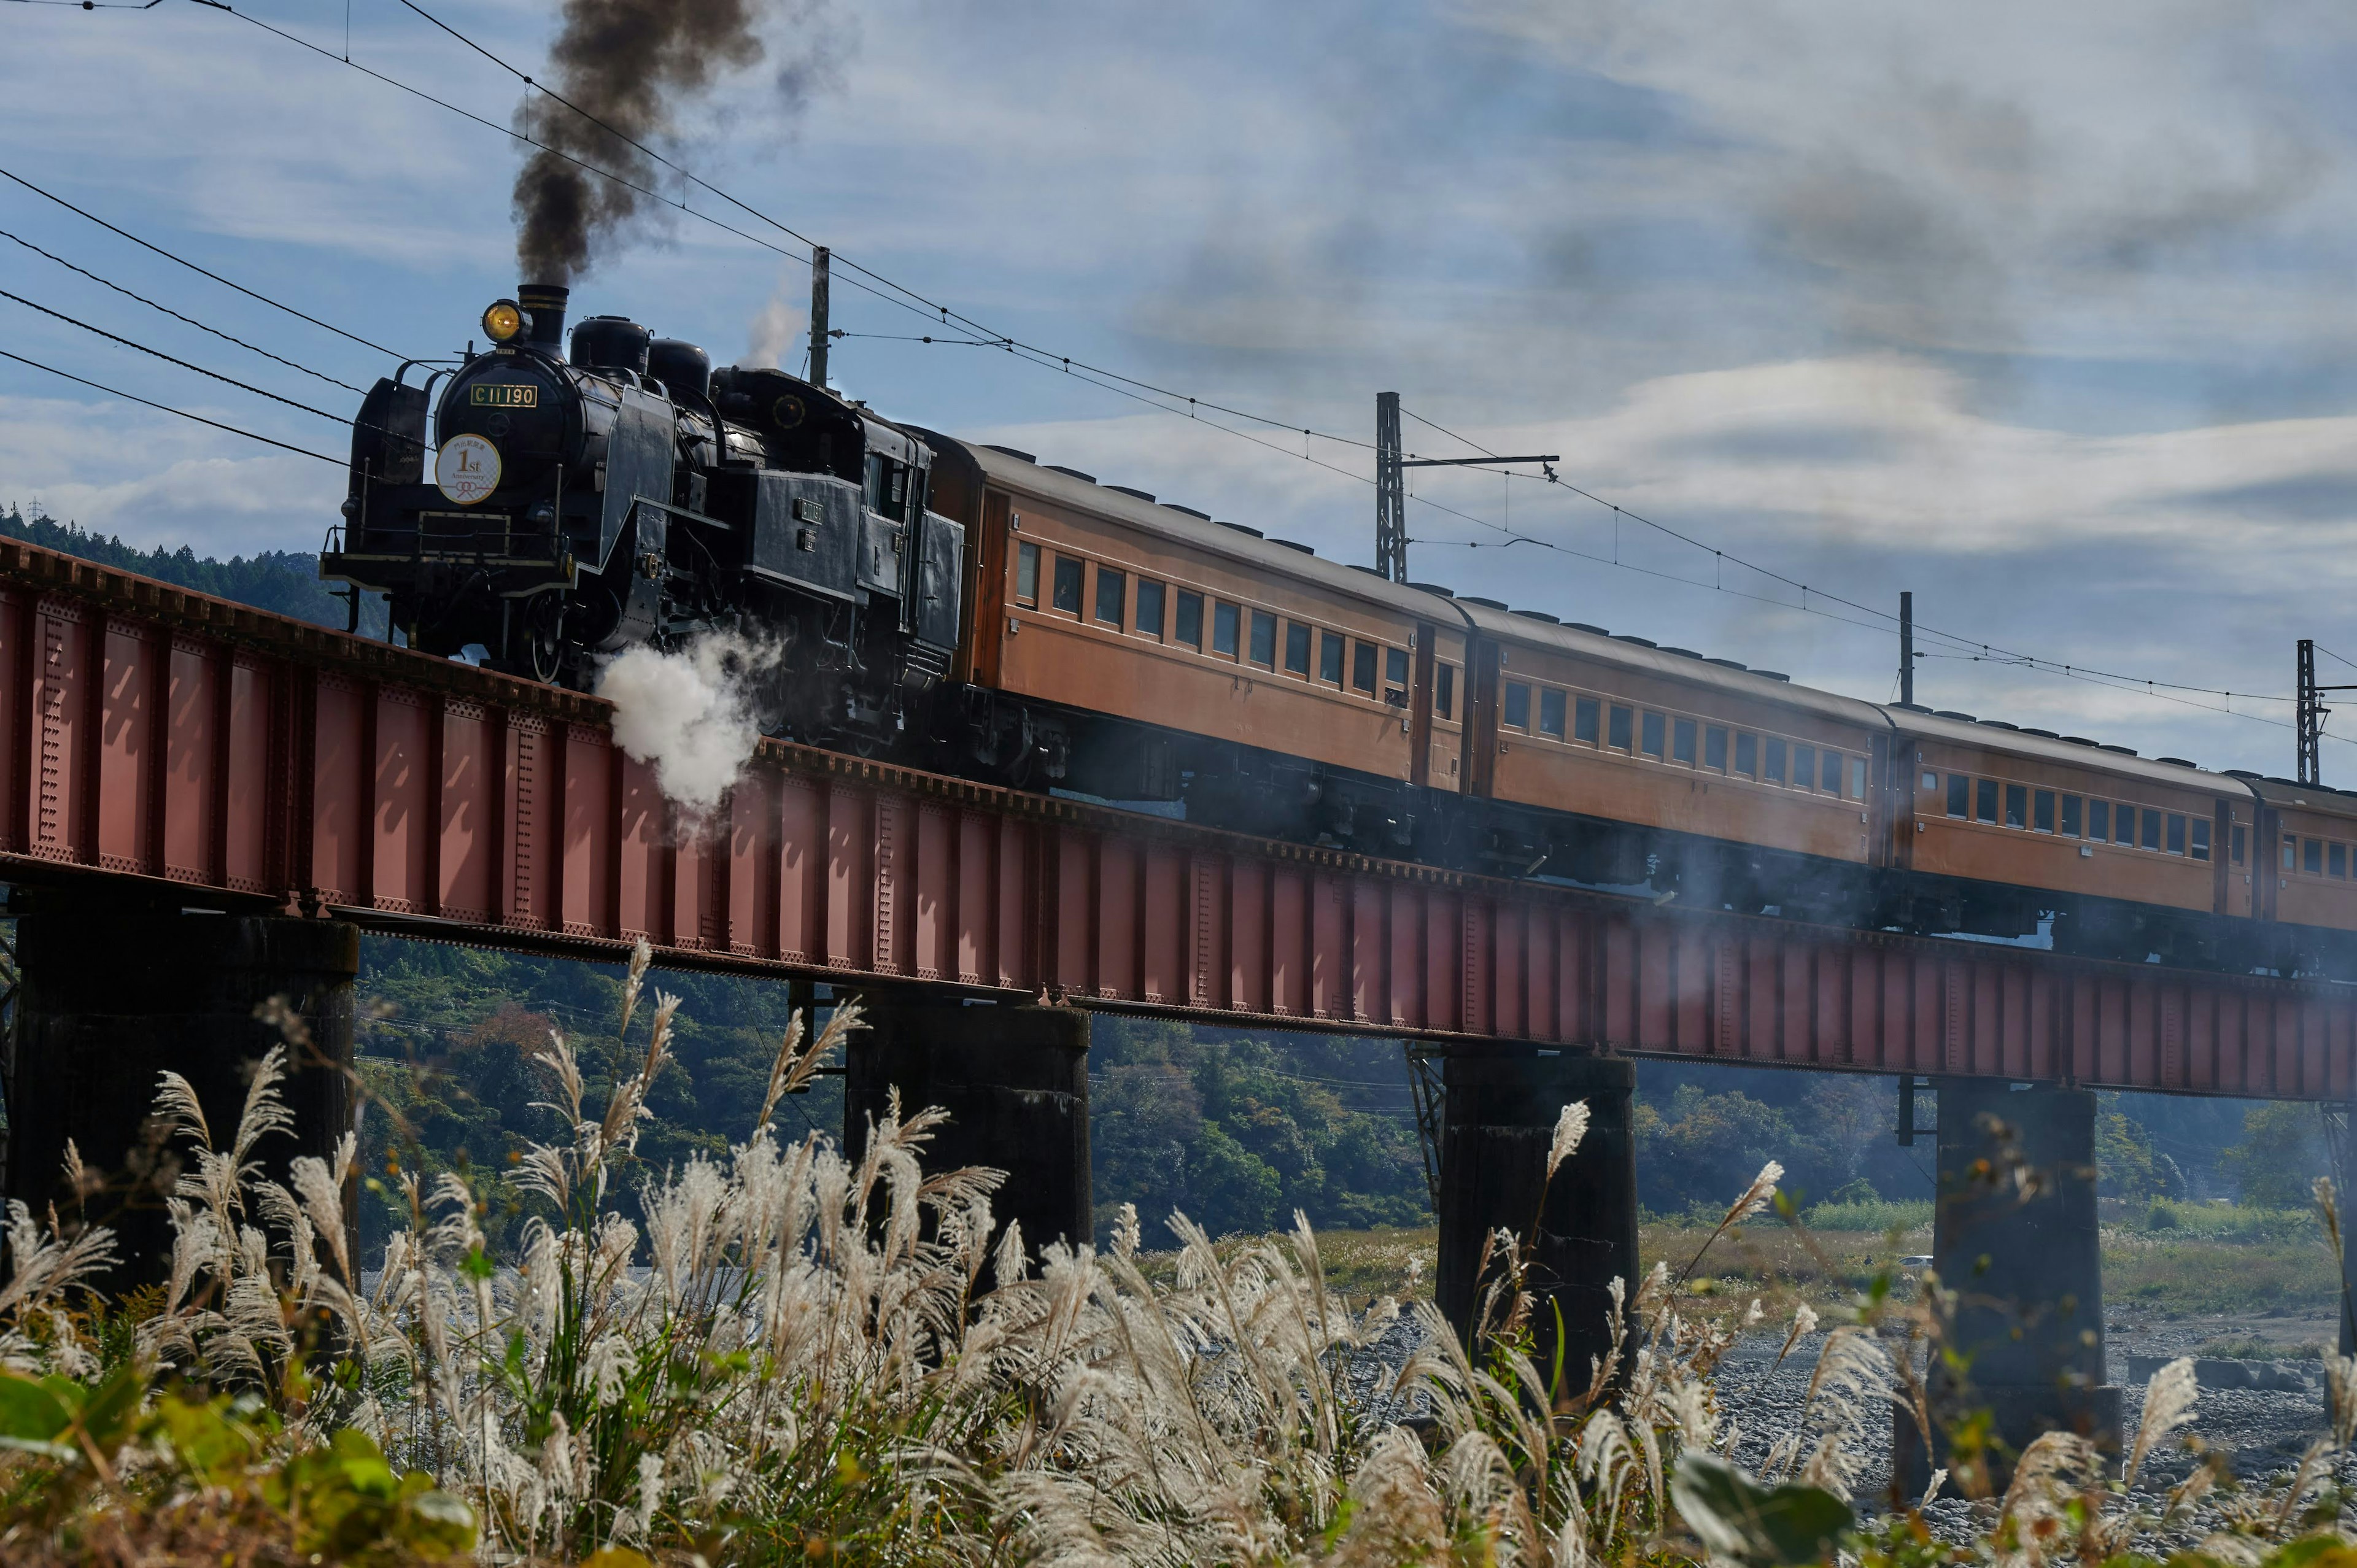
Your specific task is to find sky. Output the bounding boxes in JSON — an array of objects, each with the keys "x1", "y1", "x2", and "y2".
[{"x1": 6, "y1": 0, "x2": 2357, "y2": 776}]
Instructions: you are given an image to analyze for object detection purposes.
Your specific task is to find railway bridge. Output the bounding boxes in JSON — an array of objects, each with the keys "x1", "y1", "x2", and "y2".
[{"x1": 0, "y1": 534, "x2": 2347, "y2": 1480}]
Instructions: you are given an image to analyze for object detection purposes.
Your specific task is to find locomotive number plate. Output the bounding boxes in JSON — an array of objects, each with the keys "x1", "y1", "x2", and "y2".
[{"x1": 470, "y1": 384, "x2": 539, "y2": 407}]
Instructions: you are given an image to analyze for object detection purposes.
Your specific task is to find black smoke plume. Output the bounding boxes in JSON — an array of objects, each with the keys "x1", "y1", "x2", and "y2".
[{"x1": 513, "y1": 0, "x2": 767, "y2": 285}]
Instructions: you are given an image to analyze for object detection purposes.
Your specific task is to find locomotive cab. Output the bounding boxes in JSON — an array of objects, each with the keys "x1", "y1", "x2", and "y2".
[{"x1": 323, "y1": 284, "x2": 965, "y2": 741}]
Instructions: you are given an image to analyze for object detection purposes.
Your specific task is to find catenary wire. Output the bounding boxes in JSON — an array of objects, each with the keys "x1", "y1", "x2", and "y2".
[
  {"x1": 192, "y1": 0, "x2": 1384, "y2": 455},
  {"x1": 1398, "y1": 403, "x2": 2297, "y2": 707},
  {"x1": 0, "y1": 346, "x2": 342, "y2": 464},
  {"x1": 0, "y1": 164, "x2": 408, "y2": 359},
  {"x1": 0, "y1": 225, "x2": 368, "y2": 393},
  {"x1": 1, "y1": 287, "x2": 351, "y2": 423},
  {"x1": 74, "y1": 7, "x2": 2318, "y2": 732}
]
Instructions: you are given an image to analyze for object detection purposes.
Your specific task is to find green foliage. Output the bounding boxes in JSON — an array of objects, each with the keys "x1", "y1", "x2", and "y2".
[
  {"x1": 1086, "y1": 1018, "x2": 1428, "y2": 1240},
  {"x1": 1636, "y1": 1078, "x2": 1884, "y2": 1215},
  {"x1": 2097, "y1": 1105, "x2": 2162, "y2": 1199},
  {"x1": 2224, "y1": 1102, "x2": 2331, "y2": 1211},
  {"x1": 1673, "y1": 1451, "x2": 1853, "y2": 1567},
  {"x1": 1802, "y1": 1197, "x2": 1933, "y2": 1234}
]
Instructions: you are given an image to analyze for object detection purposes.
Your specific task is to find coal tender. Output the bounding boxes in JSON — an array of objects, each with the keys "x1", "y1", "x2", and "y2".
[{"x1": 325, "y1": 283, "x2": 964, "y2": 742}]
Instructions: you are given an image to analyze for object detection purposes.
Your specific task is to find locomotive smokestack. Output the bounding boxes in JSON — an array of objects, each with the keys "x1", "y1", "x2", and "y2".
[{"x1": 519, "y1": 283, "x2": 569, "y2": 353}]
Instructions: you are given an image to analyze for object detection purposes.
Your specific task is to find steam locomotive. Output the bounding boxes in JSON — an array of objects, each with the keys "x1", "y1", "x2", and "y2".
[
  {"x1": 329, "y1": 285, "x2": 2357, "y2": 978},
  {"x1": 327, "y1": 282, "x2": 964, "y2": 746}
]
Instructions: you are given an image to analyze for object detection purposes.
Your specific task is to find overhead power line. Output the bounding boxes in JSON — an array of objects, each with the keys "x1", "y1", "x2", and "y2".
[
  {"x1": 1, "y1": 287, "x2": 350, "y2": 424},
  {"x1": 0, "y1": 164, "x2": 408, "y2": 359},
  {"x1": 0, "y1": 346, "x2": 342, "y2": 464},
  {"x1": 0, "y1": 226, "x2": 367, "y2": 393}
]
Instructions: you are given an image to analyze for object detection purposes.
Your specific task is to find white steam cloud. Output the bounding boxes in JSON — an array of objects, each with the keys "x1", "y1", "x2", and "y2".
[
  {"x1": 745, "y1": 268, "x2": 808, "y2": 371},
  {"x1": 597, "y1": 630, "x2": 781, "y2": 817}
]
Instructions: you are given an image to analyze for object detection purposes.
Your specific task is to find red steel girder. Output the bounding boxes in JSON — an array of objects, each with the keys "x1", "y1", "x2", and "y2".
[{"x1": 0, "y1": 536, "x2": 2347, "y2": 1100}]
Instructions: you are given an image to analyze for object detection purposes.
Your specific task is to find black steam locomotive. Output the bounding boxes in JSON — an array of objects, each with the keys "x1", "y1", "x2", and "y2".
[{"x1": 325, "y1": 283, "x2": 964, "y2": 744}]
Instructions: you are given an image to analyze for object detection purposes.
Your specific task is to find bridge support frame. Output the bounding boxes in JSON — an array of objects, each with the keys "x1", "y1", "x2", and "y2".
[
  {"x1": 1436, "y1": 1051, "x2": 1639, "y2": 1392},
  {"x1": 1897, "y1": 1078, "x2": 2119, "y2": 1496},
  {"x1": 4, "y1": 905, "x2": 358, "y2": 1294},
  {"x1": 846, "y1": 995, "x2": 1091, "y2": 1263}
]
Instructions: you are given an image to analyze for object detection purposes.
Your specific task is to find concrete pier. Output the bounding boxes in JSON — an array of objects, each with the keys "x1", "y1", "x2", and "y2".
[
  {"x1": 1436, "y1": 1051, "x2": 1638, "y2": 1394},
  {"x1": 845, "y1": 996, "x2": 1091, "y2": 1261},
  {"x1": 1897, "y1": 1078, "x2": 2119, "y2": 1494},
  {"x1": 4, "y1": 909, "x2": 358, "y2": 1293}
]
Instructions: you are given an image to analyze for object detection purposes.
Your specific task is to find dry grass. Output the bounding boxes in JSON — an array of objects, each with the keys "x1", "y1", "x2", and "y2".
[{"x1": 1279, "y1": 1215, "x2": 2339, "y2": 1323}]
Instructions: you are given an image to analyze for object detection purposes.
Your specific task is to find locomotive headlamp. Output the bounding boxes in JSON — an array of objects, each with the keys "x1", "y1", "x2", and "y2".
[{"x1": 482, "y1": 299, "x2": 527, "y2": 344}]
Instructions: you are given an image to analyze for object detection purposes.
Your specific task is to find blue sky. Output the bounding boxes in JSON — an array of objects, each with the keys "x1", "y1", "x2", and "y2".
[{"x1": 8, "y1": 0, "x2": 2357, "y2": 774}]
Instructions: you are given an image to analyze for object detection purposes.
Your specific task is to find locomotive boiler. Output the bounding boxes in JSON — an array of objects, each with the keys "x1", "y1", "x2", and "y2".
[{"x1": 324, "y1": 283, "x2": 964, "y2": 746}]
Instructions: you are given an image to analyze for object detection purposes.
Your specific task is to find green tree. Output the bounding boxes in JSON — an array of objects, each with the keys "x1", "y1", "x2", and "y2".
[
  {"x1": 2095, "y1": 1106, "x2": 2160, "y2": 1199},
  {"x1": 2222, "y1": 1100, "x2": 2329, "y2": 1210}
]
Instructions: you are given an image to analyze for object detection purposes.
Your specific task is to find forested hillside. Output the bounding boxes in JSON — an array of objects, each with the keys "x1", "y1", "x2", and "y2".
[{"x1": 0, "y1": 504, "x2": 387, "y2": 633}]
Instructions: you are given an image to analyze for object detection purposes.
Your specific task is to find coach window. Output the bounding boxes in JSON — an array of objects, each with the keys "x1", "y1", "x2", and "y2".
[
  {"x1": 1674, "y1": 717, "x2": 1698, "y2": 765},
  {"x1": 2118, "y1": 806, "x2": 2138, "y2": 846},
  {"x1": 2089, "y1": 800, "x2": 2111, "y2": 841},
  {"x1": 1827, "y1": 752, "x2": 1845, "y2": 792},
  {"x1": 1213, "y1": 602, "x2": 1240, "y2": 658},
  {"x1": 2231, "y1": 824, "x2": 2247, "y2": 863},
  {"x1": 1434, "y1": 663, "x2": 1455, "y2": 719},
  {"x1": 1734, "y1": 732, "x2": 1757, "y2": 778},
  {"x1": 2034, "y1": 790, "x2": 2054, "y2": 833},
  {"x1": 2005, "y1": 783, "x2": 2027, "y2": 828},
  {"x1": 2285, "y1": 835, "x2": 2298, "y2": 871},
  {"x1": 2331, "y1": 843, "x2": 2345, "y2": 878},
  {"x1": 2061, "y1": 795, "x2": 2082, "y2": 838},
  {"x1": 1504, "y1": 681, "x2": 1531, "y2": 730},
  {"x1": 1175, "y1": 590, "x2": 1203, "y2": 650},
  {"x1": 1052, "y1": 555, "x2": 1083, "y2": 614},
  {"x1": 2307, "y1": 838, "x2": 2324, "y2": 875},
  {"x1": 1792, "y1": 744, "x2": 1815, "y2": 790},
  {"x1": 1318, "y1": 630, "x2": 1345, "y2": 685},
  {"x1": 1284, "y1": 622, "x2": 1312, "y2": 676},
  {"x1": 1015, "y1": 542, "x2": 1040, "y2": 607},
  {"x1": 1135, "y1": 579, "x2": 1166, "y2": 639},
  {"x1": 1386, "y1": 647, "x2": 1409, "y2": 705},
  {"x1": 1948, "y1": 775, "x2": 1969, "y2": 817},
  {"x1": 1094, "y1": 568, "x2": 1126, "y2": 628},
  {"x1": 1539, "y1": 689, "x2": 1566, "y2": 739},
  {"x1": 1975, "y1": 778, "x2": 1998, "y2": 824},
  {"x1": 1248, "y1": 609, "x2": 1276, "y2": 667},
  {"x1": 1609, "y1": 705, "x2": 1635, "y2": 752},
  {"x1": 1763, "y1": 738, "x2": 1786, "y2": 784},
  {"x1": 1849, "y1": 757, "x2": 1867, "y2": 799},
  {"x1": 2141, "y1": 810, "x2": 2162, "y2": 852},
  {"x1": 1576, "y1": 697, "x2": 1601, "y2": 745},
  {"x1": 1353, "y1": 642, "x2": 1378, "y2": 695},
  {"x1": 1642, "y1": 711, "x2": 1666, "y2": 759},
  {"x1": 2167, "y1": 814, "x2": 2186, "y2": 855},
  {"x1": 1706, "y1": 725, "x2": 1728, "y2": 771},
  {"x1": 2193, "y1": 820, "x2": 2212, "y2": 861}
]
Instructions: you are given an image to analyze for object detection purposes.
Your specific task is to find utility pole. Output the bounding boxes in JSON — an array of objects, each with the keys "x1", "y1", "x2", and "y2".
[
  {"x1": 808, "y1": 245, "x2": 830, "y2": 390},
  {"x1": 1900, "y1": 591, "x2": 1916, "y2": 707},
  {"x1": 2296, "y1": 639, "x2": 2357, "y2": 787},
  {"x1": 1376, "y1": 392, "x2": 1405, "y2": 582},
  {"x1": 1374, "y1": 391, "x2": 1558, "y2": 583}
]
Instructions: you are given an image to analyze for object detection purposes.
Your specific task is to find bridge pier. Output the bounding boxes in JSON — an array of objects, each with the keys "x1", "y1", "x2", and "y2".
[
  {"x1": 845, "y1": 995, "x2": 1091, "y2": 1262},
  {"x1": 1437, "y1": 1051, "x2": 1638, "y2": 1391},
  {"x1": 1897, "y1": 1078, "x2": 2118, "y2": 1494},
  {"x1": 4, "y1": 907, "x2": 358, "y2": 1294}
]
